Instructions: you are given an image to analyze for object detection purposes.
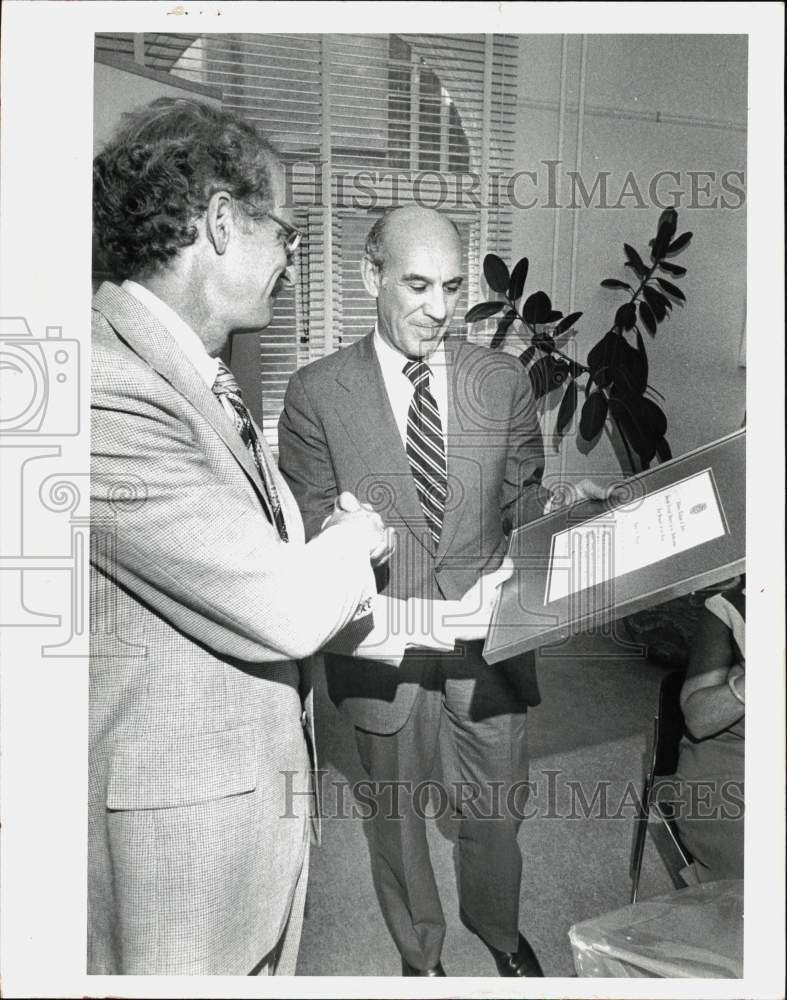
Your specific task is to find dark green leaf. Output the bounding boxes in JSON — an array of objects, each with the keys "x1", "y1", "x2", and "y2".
[
  {"x1": 587, "y1": 329, "x2": 617, "y2": 388},
  {"x1": 655, "y1": 437, "x2": 672, "y2": 462},
  {"x1": 640, "y1": 396, "x2": 668, "y2": 438},
  {"x1": 601, "y1": 278, "x2": 633, "y2": 290},
  {"x1": 623, "y1": 243, "x2": 649, "y2": 278},
  {"x1": 519, "y1": 345, "x2": 536, "y2": 368},
  {"x1": 465, "y1": 300, "x2": 505, "y2": 323},
  {"x1": 642, "y1": 285, "x2": 670, "y2": 322},
  {"x1": 531, "y1": 331, "x2": 555, "y2": 354},
  {"x1": 528, "y1": 356, "x2": 553, "y2": 398},
  {"x1": 656, "y1": 277, "x2": 686, "y2": 302},
  {"x1": 546, "y1": 310, "x2": 564, "y2": 322},
  {"x1": 611, "y1": 338, "x2": 647, "y2": 397},
  {"x1": 508, "y1": 257, "x2": 529, "y2": 301},
  {"x1": 652, "y1": 208, "x2": 678, "y2": 259},
  {"x1": 659, "y1": 261, "x2": 687, "y2": 276},
  {"x1": 615, "y1": 301, "x2": 637, "y2": 331},
  {"x1": 556, "y1": 379, "x2": 578, "y2": 434},
  {"x1": 609, "y1": 392, "x2": 653, "y2": 463},
  {"x1": 657, "y1": 208, "x2": 678, "y2": 242},
  {"x1": 579, "y1": 390, "x2": 608, "y2": 441},
  {"x1": 484, "y1": 254, "x2": 510, "y2": 293},
  {"x1": 490, "y1": 309, "x2": 517, "y2": 348},
  {"x1": 554, "y1": 311, "x2": 583, "y2": 337},
  {"x1": 638, "y1": 300, "x2": 657, "y2": 335},
  {"x1": 666, "y1": 232, "x2": 693, "y2": 256},
  {"x1": 610, "y1": 388, "x2": 669, "y2": 467},
  {"x1": 635, "y1": 330, "x2": 649, "y2": 386},
  {"x1": 522, "y1": 290, "x2": 552, "y2": 326}
]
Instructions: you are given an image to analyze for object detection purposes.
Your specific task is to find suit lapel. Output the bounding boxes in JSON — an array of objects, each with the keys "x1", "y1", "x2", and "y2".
[
  {"x1": 93, "y1": 282, "x2": 275, "y2": 522},
  {"x1": 333, "y1": 332, "x2": 431, "y2": 556}
]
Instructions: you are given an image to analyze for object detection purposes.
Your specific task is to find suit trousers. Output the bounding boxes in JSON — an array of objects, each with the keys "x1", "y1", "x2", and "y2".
[
  {"x1": 354, "y1": 650, "x2": 528, "y2": 969},
  {"x1": 249, "y1": 835, "x2": 310, "y2": 975}
]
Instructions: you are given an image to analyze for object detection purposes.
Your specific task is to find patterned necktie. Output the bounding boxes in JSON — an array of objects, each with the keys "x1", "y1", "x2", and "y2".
[
  {"x1": 403, "y1": 359, "x2": 447, "y2": 549},
  {"x1": 212, "y1": 360, "x2": 289, "y2": 542}
]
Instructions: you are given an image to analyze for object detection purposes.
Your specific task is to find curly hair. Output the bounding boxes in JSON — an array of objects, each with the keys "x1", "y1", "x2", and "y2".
[{"x1": 93, "y1": 97, "x2": 280, "y2": 279}]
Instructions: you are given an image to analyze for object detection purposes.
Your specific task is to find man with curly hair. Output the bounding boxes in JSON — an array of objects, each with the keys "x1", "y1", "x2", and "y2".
[{"x1": 88, "y1": 97, "x2": 395, "y2": 976}]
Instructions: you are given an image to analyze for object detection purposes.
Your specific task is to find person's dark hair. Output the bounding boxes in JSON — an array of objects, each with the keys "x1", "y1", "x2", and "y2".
[
  {"x1": 363, "y1": 206, "x2": 461, "y2": 272},
  {"x1": 93, "y1": 97, "x2": 279, "y2": 279}
]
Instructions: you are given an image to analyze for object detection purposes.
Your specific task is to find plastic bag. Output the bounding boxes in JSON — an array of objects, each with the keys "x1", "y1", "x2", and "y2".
[{"x1": 568, "y1": 879, "x2": 743, "y2": 978}]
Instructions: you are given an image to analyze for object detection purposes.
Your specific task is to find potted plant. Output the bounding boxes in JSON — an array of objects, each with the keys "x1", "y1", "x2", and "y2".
[
  {"x1": 465, "y1": 208, "x2": 692, "y2": 475},
  {"x1": 465, "y1": 209, "x2": 701, "y2": 664}
]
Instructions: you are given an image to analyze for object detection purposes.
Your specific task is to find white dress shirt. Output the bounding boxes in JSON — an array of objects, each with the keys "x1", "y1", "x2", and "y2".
[
  {"x1": 373, "y1": 326, "x2": 449, "y2": 449},
  {"x1": 123, "y1": 280, "x2": 219, "y2": 389}
]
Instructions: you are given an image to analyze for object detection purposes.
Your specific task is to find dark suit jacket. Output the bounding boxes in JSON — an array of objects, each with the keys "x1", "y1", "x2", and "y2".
[{"x1": 278, "y1": 331, "x2": 546, "y2": 735}]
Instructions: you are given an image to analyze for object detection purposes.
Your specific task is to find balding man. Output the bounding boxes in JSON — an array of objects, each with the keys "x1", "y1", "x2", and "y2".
[{"x1": 278, "y1": 206, "x2": 548, "y2": 976}]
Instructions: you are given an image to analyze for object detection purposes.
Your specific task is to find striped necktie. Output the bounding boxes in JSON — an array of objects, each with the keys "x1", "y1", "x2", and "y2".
[
  {"x1": 403, "y1": 359, "x2": 447, "y2": 549},
  {"x1": 212, "y1": 360, "x2": 289, "y2": 542}
]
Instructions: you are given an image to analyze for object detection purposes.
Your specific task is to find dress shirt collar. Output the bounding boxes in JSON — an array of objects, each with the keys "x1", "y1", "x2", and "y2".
[
  {"x1": 122, "y1": 279, "x2": 219, "y2": 389},
  {"x1": 372, "y1": 324, "x2": 447, "y2": 382}
]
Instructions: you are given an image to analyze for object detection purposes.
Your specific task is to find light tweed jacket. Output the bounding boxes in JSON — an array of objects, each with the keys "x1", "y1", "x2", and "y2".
[{"x1": 89, "y1": 282, "x2": 375, "y2": 975}]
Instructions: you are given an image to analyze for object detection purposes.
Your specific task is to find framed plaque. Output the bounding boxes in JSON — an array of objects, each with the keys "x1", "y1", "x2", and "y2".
[{"x1": 483, "y1": 429, "x2": 745, "y2": 664}]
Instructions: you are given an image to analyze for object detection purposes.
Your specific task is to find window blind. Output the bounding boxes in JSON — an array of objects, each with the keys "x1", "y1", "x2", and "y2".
[{"x1": 95, "y1": 32, "x2": 518, "y2": 444}]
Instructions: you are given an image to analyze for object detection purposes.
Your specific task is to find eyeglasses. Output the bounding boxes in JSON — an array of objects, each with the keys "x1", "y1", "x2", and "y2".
[{"x1": 265, "y1": 211, "x2": 303, "y2": 256}]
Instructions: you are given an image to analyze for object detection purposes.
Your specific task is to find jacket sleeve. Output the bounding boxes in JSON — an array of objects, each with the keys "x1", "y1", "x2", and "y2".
[
  {"x1": 278, "y1": 368, "x2": 340, "y2": 541},
  {"x1": 500, "y1": 366, "x2": 548, "y2": 532},
  {"x1": 278, "y1": 368, "x2": 417, "y2": 667},
  {"x1": 91, "y1": 364, "x2": 375, "y2": 663}
]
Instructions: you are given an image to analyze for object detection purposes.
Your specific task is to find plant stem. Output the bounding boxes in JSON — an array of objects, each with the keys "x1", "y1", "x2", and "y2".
[
  {"x1": 609, "y1": 409, "x2": 637, "y2": 475},
  {"x1": 514, "y1": 310, "x2": 591, "y2": 374},
  {"x1": 628, "y1": 259, "x2": 659, "y2": 306},
  {"x1": 550, "y1": 344, "x2": 589, "y2": 372}
]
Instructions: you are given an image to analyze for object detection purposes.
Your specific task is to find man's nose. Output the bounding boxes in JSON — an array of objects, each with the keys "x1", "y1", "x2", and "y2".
[
  {"x1": 279, "y1": 263, "x2": 296, "y2": 289},
  {"x1": 424, "y1": 287, "x2": 448, "y2": 323}
]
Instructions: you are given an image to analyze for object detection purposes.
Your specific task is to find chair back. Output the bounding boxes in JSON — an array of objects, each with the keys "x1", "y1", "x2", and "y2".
[{"x1": 653, "y1": 669, "x2": 687, "y2": 777}]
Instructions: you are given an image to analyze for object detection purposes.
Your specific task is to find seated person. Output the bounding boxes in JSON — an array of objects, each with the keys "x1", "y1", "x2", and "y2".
[{"x1": 674, "y1": 576, "x2": 745, "y2": 883}]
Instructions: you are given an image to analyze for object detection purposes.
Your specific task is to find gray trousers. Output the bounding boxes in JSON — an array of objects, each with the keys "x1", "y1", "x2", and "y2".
[{"x1": 355, "y1": 653, "x2": 529, "y2": 970}]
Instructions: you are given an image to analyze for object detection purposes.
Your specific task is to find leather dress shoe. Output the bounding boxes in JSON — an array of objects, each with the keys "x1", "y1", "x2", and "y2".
[
  {"x1": 483, "y1": 932, "x2": 544, "y2": 977},
  {"x1": 401, "y1": 958, "x2": 447, "y2": 976}
]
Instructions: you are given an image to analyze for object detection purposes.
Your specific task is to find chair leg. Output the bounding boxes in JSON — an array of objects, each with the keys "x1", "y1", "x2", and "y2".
[
  {"x1": 630, "y1": 776, "x2": 652, "y2": 904},
  {"x1": 652, "y1": 803, "x2": 693, "y2": 871}
]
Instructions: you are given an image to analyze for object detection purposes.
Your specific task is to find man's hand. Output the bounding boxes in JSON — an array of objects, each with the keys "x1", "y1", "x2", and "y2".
[
  {"x1": 545, "y1": 478, "x2": 625, "y2": 512},
  {"x1": 573, "y1": 478, "x2": 623, "y2": 503},
  {"x1": 321, "y1": 491, "x2": 396, "y2": 567},
  {"x1": 438, "y1": 558, "x2": 514, "y2": 643}
]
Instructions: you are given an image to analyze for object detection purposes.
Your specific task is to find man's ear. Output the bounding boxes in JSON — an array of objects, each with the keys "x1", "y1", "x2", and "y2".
[
  {"x1": 205, "y1": 191, "x2": 234, "y2": 255},
  {"x1": 360, "y1": 256, "x2": 382, "y2": 298}
]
